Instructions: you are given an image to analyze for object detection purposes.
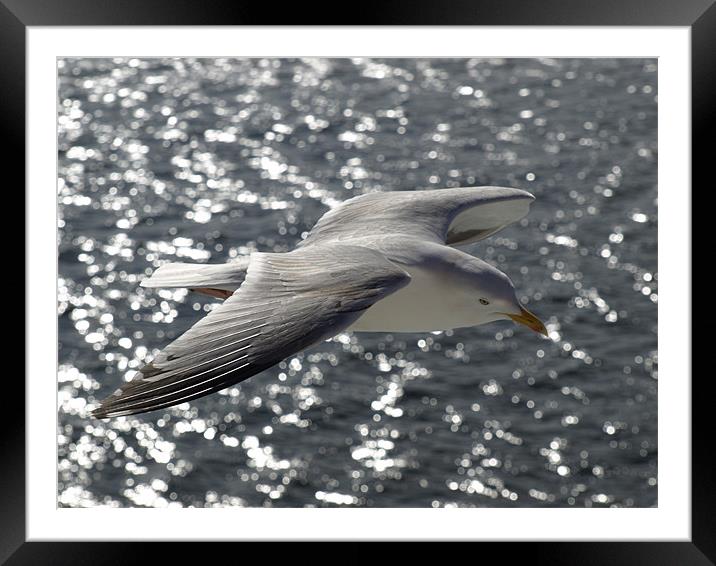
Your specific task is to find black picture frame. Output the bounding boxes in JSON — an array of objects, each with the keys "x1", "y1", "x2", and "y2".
[{"x1": 5, "y1": 0, "x2": 709, "y2": 562}]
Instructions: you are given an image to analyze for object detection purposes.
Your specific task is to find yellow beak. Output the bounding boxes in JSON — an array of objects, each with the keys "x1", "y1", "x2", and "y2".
[{"x1": 503, "y1": 306, "x2": 548, "y2": 336}]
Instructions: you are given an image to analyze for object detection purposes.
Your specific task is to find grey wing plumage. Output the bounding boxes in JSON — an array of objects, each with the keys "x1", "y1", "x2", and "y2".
[
  {"x1": 298, "y1": 186, "x2": 535, "y2": 248},
  {"x1": 92, "y1": 245, "x2": 410, "y2": 418}
]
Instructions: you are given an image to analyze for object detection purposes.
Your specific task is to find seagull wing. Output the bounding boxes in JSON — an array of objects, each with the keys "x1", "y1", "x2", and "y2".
[
  {"x1": 92, "y1": 245, "x2": 410, "y2": 418},
  {"x1": 299, "y1": 186, "x2": 535, "y2": 248}
]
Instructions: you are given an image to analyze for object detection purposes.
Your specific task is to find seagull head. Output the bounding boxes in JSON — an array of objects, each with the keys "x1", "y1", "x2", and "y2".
[{"x1": 463, "y1": 258, "x2": 548, "y2": 336}]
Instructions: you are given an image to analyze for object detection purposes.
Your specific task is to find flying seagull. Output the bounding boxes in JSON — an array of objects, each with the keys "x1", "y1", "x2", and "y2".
[{"x1": 92, "y1": 186, "x2": 547, "y2": 419}]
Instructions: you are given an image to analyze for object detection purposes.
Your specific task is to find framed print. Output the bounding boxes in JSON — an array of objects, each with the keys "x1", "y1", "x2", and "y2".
[{"x1": 5, "y1": 0, "x2": 712, "y2": 562}]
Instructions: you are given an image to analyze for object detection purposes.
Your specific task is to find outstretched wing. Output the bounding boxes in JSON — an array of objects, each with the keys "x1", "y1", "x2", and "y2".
[
  {"x1": 92, "y1": 245, "x2": 410, "y2": 418},
  {"x1": 299, "y1": 186, "x2": 534, "y2": 248}
]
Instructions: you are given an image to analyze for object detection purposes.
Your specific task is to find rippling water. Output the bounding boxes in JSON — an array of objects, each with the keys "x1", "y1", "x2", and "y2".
[{"x1": 58, "y1": 57, "x2": 657, "y2": 508}]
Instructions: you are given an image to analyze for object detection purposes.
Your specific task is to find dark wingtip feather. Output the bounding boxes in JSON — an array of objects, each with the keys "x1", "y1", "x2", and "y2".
[
  {"x1": 91, "y1": 386, "x2": 138, "y2": 419},
  {"x1": 91, "y1": 398, "x2": 146, "y2": 419},
  {"x1": 90, "y1": 405, "x2": 111, "y2": 419},
  {"x1": 90, "y1": 398, "x2": 122, "y2": 419}
]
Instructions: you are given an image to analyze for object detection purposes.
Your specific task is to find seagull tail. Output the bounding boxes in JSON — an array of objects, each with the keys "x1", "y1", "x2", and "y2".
[{"x1": 139, "y1": 258, "x2": 251, "y2": 296}]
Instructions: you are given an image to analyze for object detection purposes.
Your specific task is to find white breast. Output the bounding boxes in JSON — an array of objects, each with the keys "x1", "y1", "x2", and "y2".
[{"x1": 347, "y1": 264, "x2": 474, "y2": 333}]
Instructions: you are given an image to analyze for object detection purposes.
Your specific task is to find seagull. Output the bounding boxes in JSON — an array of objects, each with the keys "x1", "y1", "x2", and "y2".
[{"x1": 92, "y1": 186, "x2": 547, "y2": 419}]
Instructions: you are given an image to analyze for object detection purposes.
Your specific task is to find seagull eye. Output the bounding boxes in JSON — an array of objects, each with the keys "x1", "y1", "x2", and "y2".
[{"x1": 479, "y1": 298, "x2": 490, "y2": 305}]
